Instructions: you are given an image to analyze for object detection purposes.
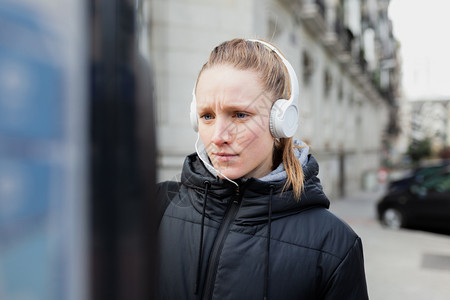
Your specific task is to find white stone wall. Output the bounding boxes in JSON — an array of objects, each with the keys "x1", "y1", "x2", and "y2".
[{"x1": 150, "y1": 0, "x2": 390, "y2": 198}]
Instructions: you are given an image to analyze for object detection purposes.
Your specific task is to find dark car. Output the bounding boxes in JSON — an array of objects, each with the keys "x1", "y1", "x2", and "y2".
[{"x1": 377, "y1": 163, "x2": 450, "y2": 233}]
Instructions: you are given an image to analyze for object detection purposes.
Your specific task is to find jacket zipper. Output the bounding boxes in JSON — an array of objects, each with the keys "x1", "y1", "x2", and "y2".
[{"x1": 201, "y1": 187, "x2": 241, "y2": 300}]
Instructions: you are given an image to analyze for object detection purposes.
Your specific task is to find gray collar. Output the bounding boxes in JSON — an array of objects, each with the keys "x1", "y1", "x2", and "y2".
[{"x1": 259, "y1": 140, "x2": 309, "y2": 182}]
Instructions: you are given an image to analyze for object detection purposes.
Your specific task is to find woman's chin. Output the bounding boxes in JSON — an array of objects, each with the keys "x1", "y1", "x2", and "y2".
[{"x1": 214, "y1": 167, "x2": 243, "y2": 181}]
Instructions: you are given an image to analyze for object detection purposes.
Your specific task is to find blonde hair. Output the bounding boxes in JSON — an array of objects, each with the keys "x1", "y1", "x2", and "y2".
[{"x1": 197, "y1": 38, "x2": 304, "y2": 200}]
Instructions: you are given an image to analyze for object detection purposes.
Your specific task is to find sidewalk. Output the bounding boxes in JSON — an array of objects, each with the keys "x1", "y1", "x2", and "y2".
[{"x1": 329, "y1": 190, "x2": 450, "y2": 300}]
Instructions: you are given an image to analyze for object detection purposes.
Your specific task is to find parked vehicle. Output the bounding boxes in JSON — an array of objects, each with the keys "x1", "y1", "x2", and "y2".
[{"x1": 377, "y1": 163, "x2": 450, "y2": 233}]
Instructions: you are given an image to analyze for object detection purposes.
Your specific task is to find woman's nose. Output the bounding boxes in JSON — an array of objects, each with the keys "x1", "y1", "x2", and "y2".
[{"x1": 211, "y1": 117, "x2": 233, "y2": 145}]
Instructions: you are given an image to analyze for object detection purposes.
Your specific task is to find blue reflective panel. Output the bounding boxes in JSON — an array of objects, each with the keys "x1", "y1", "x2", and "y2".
[
  {"x1": 0, "y1": 159, "x2": 53, "y2": 229},
  {"x1": 0, "y1": 49, "x2": 63, "y2": 140},
  {"x1": 0, "y1": 1, "x2": 63, "y2": 140},
  {"x1": 0, "y1": 158, "x2": 62, "y2": 300},
  {"x1": 0, "y1": 3, "x2": 68, "y2": 300},
  {"x1": 1, "y1": 231, "x2": 51, "y2": 299}
]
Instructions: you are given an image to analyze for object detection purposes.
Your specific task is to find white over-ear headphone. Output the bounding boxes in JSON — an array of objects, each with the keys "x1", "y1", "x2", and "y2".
[{"x1": 190, "y1": 39, "x2": 299, "y2": 138}]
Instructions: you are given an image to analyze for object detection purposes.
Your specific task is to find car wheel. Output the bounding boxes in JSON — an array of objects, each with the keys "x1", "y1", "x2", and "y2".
[{"x1": 382, "y1": 208, "x2": 403, "y2": 229}]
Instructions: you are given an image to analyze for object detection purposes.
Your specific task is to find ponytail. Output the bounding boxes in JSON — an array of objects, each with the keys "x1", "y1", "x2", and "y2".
[{"x1": 274, "y1": 138, "x2": 305, "y2": 201}]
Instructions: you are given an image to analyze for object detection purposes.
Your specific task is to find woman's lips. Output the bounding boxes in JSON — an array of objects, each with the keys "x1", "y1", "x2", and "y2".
[{"x1": 212, "y1": 152, "x2": 238, "y2": 162}]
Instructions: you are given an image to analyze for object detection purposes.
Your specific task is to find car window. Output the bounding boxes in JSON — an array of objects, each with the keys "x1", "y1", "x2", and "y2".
[
  {"x1": 415, "y1": 164, "x2": 450, "y2": 182},
  {"x1": 420, "y1": 173, "x2": 450, "y2": 193}
]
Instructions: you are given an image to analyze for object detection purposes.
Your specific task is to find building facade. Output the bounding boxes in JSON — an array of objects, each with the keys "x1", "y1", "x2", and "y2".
[{"x1": 149, "y1": 0, "x2": 400, "y2": 199}]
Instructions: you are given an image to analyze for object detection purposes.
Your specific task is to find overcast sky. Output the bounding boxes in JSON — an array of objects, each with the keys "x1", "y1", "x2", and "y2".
[{"x1": 389, "y1": 0, "x2": 450, "y2": 100}]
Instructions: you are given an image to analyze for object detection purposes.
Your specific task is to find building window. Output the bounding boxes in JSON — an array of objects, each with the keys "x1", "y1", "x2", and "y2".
[
  {"x1": 302, "y1": 50, "x2": 314, "y2": 86},
  {"x1": 324, "y1": 69, "x2": 332, "y2": 96}
]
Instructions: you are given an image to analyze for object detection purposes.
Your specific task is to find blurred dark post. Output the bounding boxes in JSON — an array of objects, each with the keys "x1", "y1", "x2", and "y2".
[{"x1": 90, "y1": 0, "x2": 157, "y2": 299}]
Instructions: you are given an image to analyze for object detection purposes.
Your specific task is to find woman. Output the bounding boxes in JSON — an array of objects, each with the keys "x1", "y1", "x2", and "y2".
[{"x1": 157, "y1": 38, "x2": 368, "y2": 299}]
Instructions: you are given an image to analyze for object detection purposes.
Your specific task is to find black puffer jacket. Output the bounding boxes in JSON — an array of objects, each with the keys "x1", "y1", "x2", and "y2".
[{"x1": 157, "y1": 153, "x2": 368, "y2": 300}]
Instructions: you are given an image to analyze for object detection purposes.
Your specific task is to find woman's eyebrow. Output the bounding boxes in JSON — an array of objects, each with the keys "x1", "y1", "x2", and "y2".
[
  {"x1": 197, "y1": 102, "x2": 251, "y2": 112},
  {"x1": 222, "y1": 99, "x2": 257, "y2": 110},
  {"x1": 227, "y1": 104, "x2": 251, "y2": 111},
  {"x1": 196, "y1": 103, "x2": 212, "y2": 111}
]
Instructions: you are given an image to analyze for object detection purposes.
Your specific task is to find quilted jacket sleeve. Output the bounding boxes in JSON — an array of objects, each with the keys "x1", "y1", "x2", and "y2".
[{"x1": 322, "y1": 237, "x2": 369, "y2": 300}]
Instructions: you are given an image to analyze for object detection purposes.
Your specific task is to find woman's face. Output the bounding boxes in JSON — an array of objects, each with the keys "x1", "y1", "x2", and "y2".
[{"x1": 195, "y1": 65, "x2": 274, "y2": 180}]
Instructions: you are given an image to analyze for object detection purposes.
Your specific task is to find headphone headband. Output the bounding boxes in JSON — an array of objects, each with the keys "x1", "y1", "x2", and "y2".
[{"x1": 247, "y1": 39, "x2": 299, "y2": 109}]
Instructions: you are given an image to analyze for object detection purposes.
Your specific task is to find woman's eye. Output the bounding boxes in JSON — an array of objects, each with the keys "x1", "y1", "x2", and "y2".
[
  {"x1": 201, "y1": 114, "x2": 213, "y2": 120},
  {"x1": 235, "y1": 112, "x2": 248, "y2": 119}
]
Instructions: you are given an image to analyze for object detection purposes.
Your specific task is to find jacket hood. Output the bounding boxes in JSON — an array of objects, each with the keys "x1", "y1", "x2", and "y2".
[{"x1": 181, "y1": 150, "x2": 330, "y2": 226}]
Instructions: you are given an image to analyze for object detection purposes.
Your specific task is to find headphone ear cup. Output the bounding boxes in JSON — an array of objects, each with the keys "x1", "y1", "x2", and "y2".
[
  {"x1": 270, "y1": 99, "x2": 298, "y2": 138},
  {"x1": 190, "y1": 96, "x2": 199, "y2": 132},
  {"x1": 269, "y1": 99, "x2": 284, "y2": 138}
]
